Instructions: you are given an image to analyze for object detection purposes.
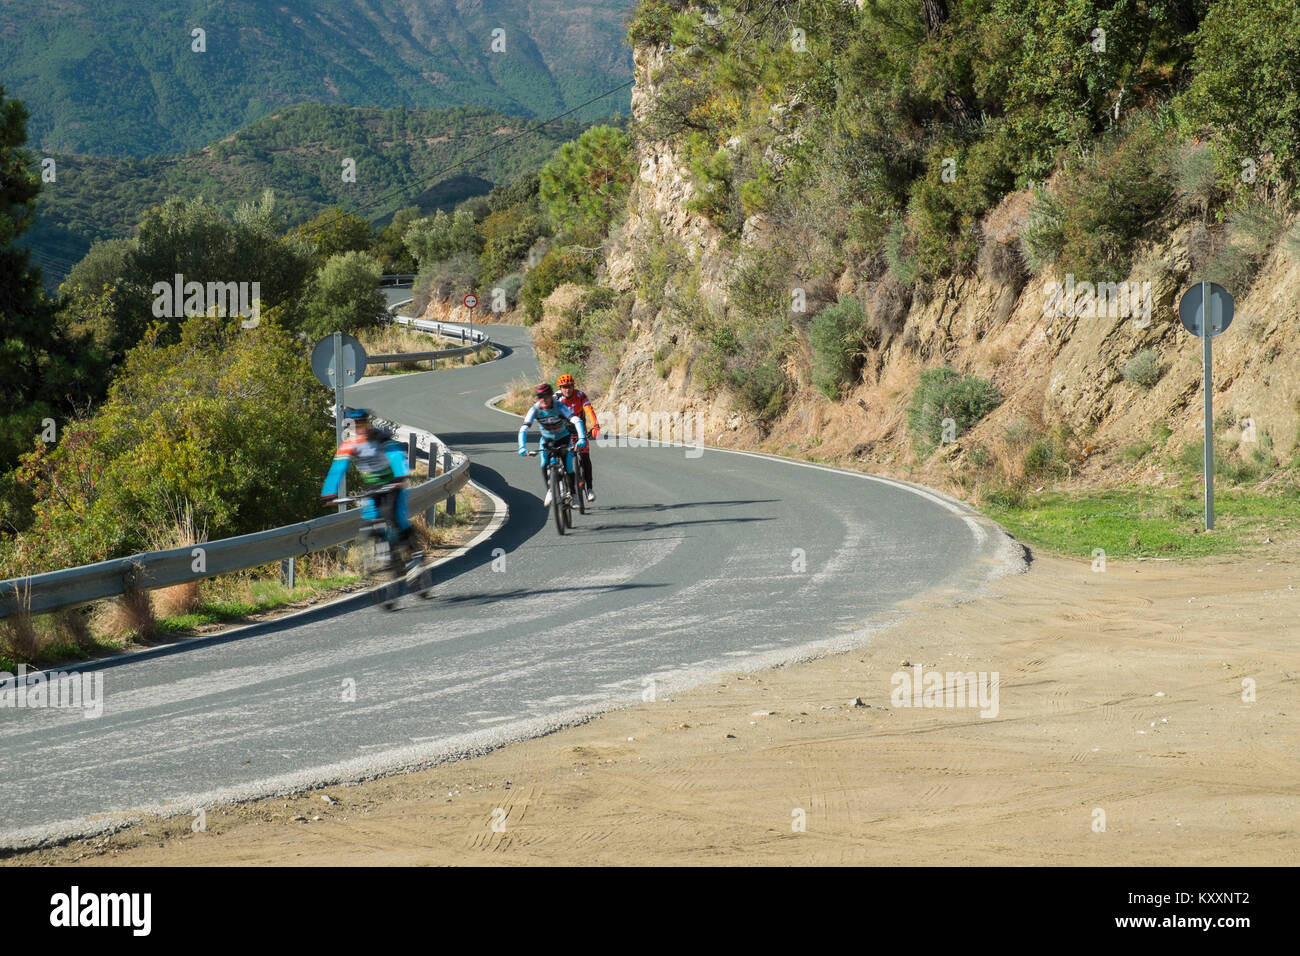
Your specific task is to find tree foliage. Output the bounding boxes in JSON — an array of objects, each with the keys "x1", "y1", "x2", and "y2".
[
  {"x1": 539, "y1": 125, "x2": 634, "y2": 242},
  {"x1": 302, "y1": 251, "x2": 386, "y2": 340},
  {"x1": 2, "y1": 313, "x2": 334, "y2": 576}
]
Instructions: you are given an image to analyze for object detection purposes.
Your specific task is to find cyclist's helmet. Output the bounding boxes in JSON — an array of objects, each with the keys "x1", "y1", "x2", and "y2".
[
  {"x1": 344, "y1": 407, "x2": 373, "y2": 424},
  {"x1": 535, "y1": 382, "x2": 553, "y2": 399},
  {"x1": 557, "y1": 373, "x2": 575, "y2": 388}
]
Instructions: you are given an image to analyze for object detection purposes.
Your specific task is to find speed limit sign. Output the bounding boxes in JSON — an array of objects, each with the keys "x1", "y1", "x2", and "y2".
[{"x1": 463, "y1": 293, "x2": 478, "y2": 310}]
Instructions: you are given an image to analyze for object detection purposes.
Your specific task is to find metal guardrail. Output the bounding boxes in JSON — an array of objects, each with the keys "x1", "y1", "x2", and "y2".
[
  {"x1": 0, "y1": 284, "x2": 494, "y2": 619},
  {"x1": 0, "y1": 430, "x2": 469, "y2": 620},
  {"x1": 369, "y1": 310, "x2": 492, "y2": 369}
]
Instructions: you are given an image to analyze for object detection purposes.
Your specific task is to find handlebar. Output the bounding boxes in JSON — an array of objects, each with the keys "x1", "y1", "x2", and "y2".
[{"x1": 325, "y1": 481, "x2": 405, "y2": 507}]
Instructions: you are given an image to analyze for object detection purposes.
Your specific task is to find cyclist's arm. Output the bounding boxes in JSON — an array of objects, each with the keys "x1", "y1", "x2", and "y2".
[
  {"x1": 517, "y1": 404, "x2": 536, "y2": 452},
  {"x1": 581, "y1": 394, "x2": 600, "y2": 433},
  {"x1": 321, "y1": 446, "x2": 352, "y2": 497},
  {"x1": 568, "y1": 414, "x2": 587, "y2": 443},
  {"x1": 384, "y1": 442, "x2": 411, "y2": 484}
]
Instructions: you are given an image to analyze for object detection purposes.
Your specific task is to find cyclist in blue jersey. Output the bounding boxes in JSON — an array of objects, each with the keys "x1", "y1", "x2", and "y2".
[{"x1": 518, "y1": 382, "x2": 587, "y2": 505}]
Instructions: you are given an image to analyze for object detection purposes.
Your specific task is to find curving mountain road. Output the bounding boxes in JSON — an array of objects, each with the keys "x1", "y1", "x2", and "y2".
[{"x1": 0, "y1": 312, "x2": 1021, "y2": 848}]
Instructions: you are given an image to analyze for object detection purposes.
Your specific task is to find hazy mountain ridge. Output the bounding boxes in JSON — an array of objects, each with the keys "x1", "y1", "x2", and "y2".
[{"x1": 0, "y1": 0, "x2": 635, "y2": 157}]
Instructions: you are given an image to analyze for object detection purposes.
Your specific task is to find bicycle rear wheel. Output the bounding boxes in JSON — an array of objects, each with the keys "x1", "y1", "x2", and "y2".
[{"x1": 550, "y1": 465, "x2": 565, "y2": 535}]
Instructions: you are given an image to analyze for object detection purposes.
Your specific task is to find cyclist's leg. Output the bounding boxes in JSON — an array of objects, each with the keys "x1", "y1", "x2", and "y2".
[
  {"x1": 394, "y1": 486, "x2": 413, "y2": 547},
  {"x1": 580, "y1": 447, "x2": 593, "y2": 488}
]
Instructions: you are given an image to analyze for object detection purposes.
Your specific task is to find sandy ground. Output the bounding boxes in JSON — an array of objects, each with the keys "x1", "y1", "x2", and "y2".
[{"x1": 9, "y1": 541, "x2": 1299, "y2": 866}]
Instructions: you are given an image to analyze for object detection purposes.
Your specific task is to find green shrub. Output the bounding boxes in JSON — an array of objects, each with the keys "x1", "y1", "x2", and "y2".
[
  {"x1": 1121, "y1": 348, "x2": 1162, "y2": 388},
  {"x1": 885, "y1": 218, "x2": 918, "y2": 286},
  {"x1": 808, "y1": 298, "x2": 869, "y2": 400},
  {"x1": 1052, "y1": 116, "x2": 1175, "y2": 281},
  {"x1": 1020, "y1": 187, "x2": 1065, "y2": 275},
  {"x1": 731, "y1": 359, "x2": 789, "y2": 421},
  {"x1": 1178, "y1": 0, "x2": 1300, "y2": 185},
  {"x1": 1024, "y1": 436, "x2": 1066, "y2": 477},
  {"x1": 907, "y1": 367, "x2": 1003, "y2": 455},
  {"x1": 520, "y1": 249, "x2": 595, "y2": 323},
  {"x1": 1122, "y1": 442, "x2": 1154, "y2": 462}
]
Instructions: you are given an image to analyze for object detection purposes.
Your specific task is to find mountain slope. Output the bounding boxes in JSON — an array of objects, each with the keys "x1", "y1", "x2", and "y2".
[
  {"x1": 23, "y1": 103, "x2": 591, "y2": 284},
  {"x1": 0, "y1": 0, "x2": 635, "y2": 157}
]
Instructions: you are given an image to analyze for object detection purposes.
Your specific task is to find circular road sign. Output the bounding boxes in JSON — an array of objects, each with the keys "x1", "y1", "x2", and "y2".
[
  {"x1": 1178, "y1": 281, "x2": 1234, "y2": 338},
  {"x1": 310, "y1": 333, "x2": 368, "y2": 389},
  {"x1": 463, "y1": 293, "x2": 478, "y2": 310}
]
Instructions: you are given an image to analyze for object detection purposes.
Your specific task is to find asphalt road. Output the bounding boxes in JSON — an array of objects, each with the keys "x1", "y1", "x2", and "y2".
[{"x1": 0, "y1": 313, "x2": 1021, "y2": 847}]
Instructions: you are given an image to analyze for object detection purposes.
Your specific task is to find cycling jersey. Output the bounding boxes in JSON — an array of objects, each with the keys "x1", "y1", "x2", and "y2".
[
  {"x1": 321, "y1": 434, "x2": 413, "y2": 531},
  {"x1": 519, "y1": 398, "x2": 585, "y2": 447},
  {"x1": 559, "y1": 388, "x2": 599, "y2": 433}
]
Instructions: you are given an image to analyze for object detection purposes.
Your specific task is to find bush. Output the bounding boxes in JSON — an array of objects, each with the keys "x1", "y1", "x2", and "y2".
[
  {"x1": 1024, "y1": 436, "x2": 1067, "y2": 478},
  {"x1": 302, "y1": 251, "x2": 385, "y2": 340},
  {"x1": 808, "y1": 298, "x2": 869, "y2": 400},
  {"x1": 520, "y1": 249, "x2": 595, "y2": 323},
  {"x1": 1020, "y1": 186, "x2": 1066, "y2": 275},
  {"x1": 907, "y1": 367, "x2": 1002, "y2": 455},
  {"x1": 414, "y1": 251, "x2": 479, "y2": 312},
  {"x1": 1178, "y1": 0, "x2": 1300, "y2": 184},
  {"x1": 731, "y1": 359, "x2": 789, "y2": 421},
  {"x1": 403, "y1": 208, "x2": 482, "y2": 271},
  {"x1": 5, "y1": 313, "x2": 333, "y2": 575},
  {"x1": 1051, "y1": 115, "x2": 1176, "y2": 281},
  {"x1": 488, "y1": 273, "x2": 524, "y2": 313},
  {"x1": 1121, "y1": 348, "x2": 1162, "y2": 388}
]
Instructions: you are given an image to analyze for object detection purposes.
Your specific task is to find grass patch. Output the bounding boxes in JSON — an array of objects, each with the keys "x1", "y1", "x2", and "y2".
[{"x1": 983, "y1": 485, "x2": 1300, "y2": 559}]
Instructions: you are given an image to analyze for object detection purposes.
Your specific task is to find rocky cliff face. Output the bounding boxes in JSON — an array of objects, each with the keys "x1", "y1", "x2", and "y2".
[{"x1": 549, "y1": 41, "x2": 1300, "y2": 496}]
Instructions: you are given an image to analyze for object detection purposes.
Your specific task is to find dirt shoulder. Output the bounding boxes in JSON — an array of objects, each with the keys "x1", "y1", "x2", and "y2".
[{"x1": 10, "y1": 541, "x2": 1298, "y2": 866}]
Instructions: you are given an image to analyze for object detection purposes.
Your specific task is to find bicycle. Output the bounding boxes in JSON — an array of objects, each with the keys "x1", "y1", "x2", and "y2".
[
  {"x1": 527, "y1": 435, "x2": 579, "y2": 535},
  {"x1": 331, "y1": 482, "x2": 431, "y2": 610},
  {"x1": 571, "y1": 437, "x2": 588, "y2": 517}
]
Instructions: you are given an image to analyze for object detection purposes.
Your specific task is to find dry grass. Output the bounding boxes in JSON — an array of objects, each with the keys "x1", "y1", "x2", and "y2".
[
  {"x1": 153, "y1": 580, "x2": 202, "y2": 619},
  {"x1": 359, "y1": 323, "x2": 444, "y2": 355},
  {"x1": 51, "y1": 608, "x2": 95, "y2": 653},
  {"x1": 93, "y1": 587, "x2": 156, "y2": 642},
  {"x1": 501, "y1": 375, "x2": 537, "y2": 415},
  {"x1": 0, "y1": 610, "x2": 41, "y2": 663},
  {"x1": 146, "y1": 502, "x2": 207, "y2": 618}
]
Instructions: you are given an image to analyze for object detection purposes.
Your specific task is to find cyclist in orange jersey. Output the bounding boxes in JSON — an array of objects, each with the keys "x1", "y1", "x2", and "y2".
[{"x1": 556, "y1": 373, "x2": 599, "y2": 502}]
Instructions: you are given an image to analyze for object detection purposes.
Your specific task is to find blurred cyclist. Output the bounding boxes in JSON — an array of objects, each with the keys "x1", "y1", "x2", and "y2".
[{"x1": 321, "y1": 408, "x2": 414, "y2": 549}]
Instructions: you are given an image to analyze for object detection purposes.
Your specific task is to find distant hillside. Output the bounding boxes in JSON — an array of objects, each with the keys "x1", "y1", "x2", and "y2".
[
  {"x1": 23, "y1": 103, "x2": 594, "y2": 284},
  {"x1": 0, "y1": 0, "x2": 635, "y2": 157}
]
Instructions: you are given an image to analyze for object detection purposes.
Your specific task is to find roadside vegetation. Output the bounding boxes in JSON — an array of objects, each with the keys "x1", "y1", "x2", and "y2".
[{"x1": 0, "y1": 489, "x2": 479, "y2": 671}]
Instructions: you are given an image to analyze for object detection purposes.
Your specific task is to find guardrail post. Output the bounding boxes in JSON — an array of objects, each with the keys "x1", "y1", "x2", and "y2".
[
  {"x1": 280, "y1": 557, "x2": 295, "y2": 589},
  {"x1": 443, "y1": 449, "x2": 456, "y2": 517},
  {"x1": 407, "y1": 433, "x2": 417, "y2": 471}
]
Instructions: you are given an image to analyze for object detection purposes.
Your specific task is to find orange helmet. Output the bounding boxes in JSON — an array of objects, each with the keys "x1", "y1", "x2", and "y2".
[{"x1": 557, "y1": 373, "x2": 575, "y2": 387}]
